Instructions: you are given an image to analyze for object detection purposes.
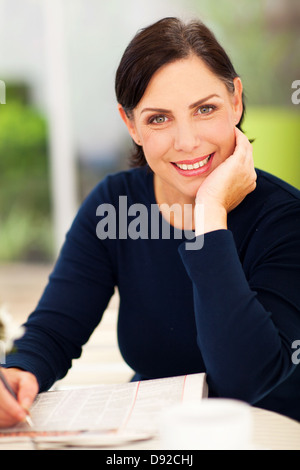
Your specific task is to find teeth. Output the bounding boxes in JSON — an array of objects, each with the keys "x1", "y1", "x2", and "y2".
[{"x1": 175, "y1": 154, "x2": 211, "y2": 170}]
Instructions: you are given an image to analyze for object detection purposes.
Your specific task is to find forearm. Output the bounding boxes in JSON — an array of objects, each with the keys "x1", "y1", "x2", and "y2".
[
  {"x1": 179, "y1": 230, "x2": 296, "y2": 404},
  {"x1": 3, "y1": 184, "x2": 117, "y2": 392}
]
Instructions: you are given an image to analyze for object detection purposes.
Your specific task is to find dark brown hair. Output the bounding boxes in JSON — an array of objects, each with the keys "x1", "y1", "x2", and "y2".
[{"x1": 115, "y1": 17, "x2": 246, "y2": 167}]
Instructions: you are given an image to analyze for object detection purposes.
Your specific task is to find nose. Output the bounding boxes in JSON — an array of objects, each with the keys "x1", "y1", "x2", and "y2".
[{"x1": 173, "y1": 120, "x2": 201, "y2": 153}]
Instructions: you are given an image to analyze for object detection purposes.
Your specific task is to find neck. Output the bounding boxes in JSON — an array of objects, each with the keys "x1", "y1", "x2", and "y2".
[{"x1": 153, "y1": 174, "x2": 195, "y2": 230}]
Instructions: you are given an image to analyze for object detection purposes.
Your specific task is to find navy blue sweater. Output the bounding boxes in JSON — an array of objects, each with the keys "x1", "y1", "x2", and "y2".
[{"x1": 6, "y1": 166, "x2": 300, "y2": 421}]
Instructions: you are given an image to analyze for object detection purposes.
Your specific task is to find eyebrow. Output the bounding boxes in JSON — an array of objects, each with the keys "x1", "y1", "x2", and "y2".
[{"x1": 140, "y1": 94, "x2": 221, "y2": 115}]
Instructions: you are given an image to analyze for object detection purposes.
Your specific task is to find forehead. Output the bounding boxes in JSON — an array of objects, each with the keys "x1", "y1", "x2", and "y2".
[{"x1": 135, "y1": 55, "x2": 228, "y2": 110}]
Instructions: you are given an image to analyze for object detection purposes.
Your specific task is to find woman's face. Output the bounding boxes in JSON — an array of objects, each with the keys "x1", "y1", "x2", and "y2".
[{"x1": 119, "y1": 55, "x2": 243, "y2": 205}]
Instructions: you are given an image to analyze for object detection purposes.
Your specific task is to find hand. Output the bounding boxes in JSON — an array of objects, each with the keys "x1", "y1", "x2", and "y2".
[
  {"x1": 195, "y1": 128, "x2": 257, "y2": 234},
  {"x1": 0, "y1": 368, "x2": 38, "y2": 429},
  {"x1": 196, "y1": 127, "x2": 257, "y2": 211}
]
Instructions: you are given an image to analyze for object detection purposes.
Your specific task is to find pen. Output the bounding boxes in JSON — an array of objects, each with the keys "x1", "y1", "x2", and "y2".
[{"x1": 0, "y1": 368, "x2": 34, "y2": 427}]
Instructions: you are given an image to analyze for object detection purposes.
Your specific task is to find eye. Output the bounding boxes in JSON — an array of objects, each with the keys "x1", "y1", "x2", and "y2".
[
  {"x1": 149, "y1": 115, "x2": 168, "y2": 124},
  {"x1": 196, "y1": 105, "x2": 215, "y2": 115}
]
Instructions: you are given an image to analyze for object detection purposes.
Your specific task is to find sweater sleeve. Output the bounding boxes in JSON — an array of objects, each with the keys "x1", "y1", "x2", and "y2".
[
  {"x1": 4, "y1": 187, "x2": 116, "y2": 391},
  {"x1": 178, "y1": 205, "x2": 300, "y2": 404}
]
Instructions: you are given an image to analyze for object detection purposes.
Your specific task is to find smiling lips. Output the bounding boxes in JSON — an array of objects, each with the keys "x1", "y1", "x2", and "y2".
[{"x1": 172, "y1": 153, "x2": 214, "y2": 175}]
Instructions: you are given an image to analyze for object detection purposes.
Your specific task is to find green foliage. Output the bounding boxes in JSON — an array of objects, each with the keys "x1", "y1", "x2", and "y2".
[
  {"x1": 244, "y1": 107, "x2": 300, "y2": 189},
  {"x1": 0, "y1": 101, "x2": 53, "y2": 261},
  {"x1": 0, "y1": 210, "x2": 53, "y2": 261}
]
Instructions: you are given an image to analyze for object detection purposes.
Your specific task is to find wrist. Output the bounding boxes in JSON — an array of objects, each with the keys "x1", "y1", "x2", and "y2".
[{"x1": 194, "y1": 199, "x2": 227, "y2": 235}]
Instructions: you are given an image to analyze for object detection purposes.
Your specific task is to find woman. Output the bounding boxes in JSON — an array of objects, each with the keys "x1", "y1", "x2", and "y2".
[{"x1": 1, "y1": 17, "x2": 300, "y2": 427}]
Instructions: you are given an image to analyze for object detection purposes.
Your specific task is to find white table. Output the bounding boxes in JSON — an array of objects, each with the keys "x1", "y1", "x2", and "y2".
[
  {"x1": 0, "y1": 407, "x2": 299, "y2": 450},
  {"x1": 250, "y1": 407, "x2": 300, "y2": 450}
]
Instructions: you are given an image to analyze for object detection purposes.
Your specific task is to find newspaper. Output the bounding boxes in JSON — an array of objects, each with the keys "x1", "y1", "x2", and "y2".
[{"x1": 1, "y1": 373, "x2": 207, "y2": 437}]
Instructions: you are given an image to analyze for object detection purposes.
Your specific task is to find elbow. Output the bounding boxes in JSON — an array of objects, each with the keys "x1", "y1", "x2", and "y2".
[
  {"x1": 207, "y1": 374, "x2": 267, "y2": 404},
  {"x1": 206, "y1": 353, "x2": 295, "y2": 405}
]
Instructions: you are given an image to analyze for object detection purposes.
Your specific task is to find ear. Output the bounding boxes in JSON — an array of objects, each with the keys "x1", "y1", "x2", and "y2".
[
  {"x1": 232, "y1": 77, "x2": 243, "y2": 125},
  {"x1": 118, "y1": 104, "x2": 141, "y2": 145}
]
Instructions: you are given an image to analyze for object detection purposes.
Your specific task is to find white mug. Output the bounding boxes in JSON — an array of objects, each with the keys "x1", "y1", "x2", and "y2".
[{"x1": 159, "y1": 399, "x2": 253, "y2": 450}]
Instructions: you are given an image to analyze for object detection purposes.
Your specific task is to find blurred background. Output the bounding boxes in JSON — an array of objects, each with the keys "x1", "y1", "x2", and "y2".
[{"x1": 0, "y1": 0, "x2": 299, "y2": 385}]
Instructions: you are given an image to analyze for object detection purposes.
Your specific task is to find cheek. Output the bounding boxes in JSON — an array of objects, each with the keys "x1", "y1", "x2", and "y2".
[
  {"x1": 205, "y1": 117, "x2": 236, "y2": 158},
  {"x1": 142, "y1": 130, "x2": 173, "y2": 161}
]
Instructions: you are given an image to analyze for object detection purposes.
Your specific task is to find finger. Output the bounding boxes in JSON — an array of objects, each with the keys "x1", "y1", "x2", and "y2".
[
  {"x1": 235, "y1": 126, "x2": 249, "y2": 143},
  {"x1": 0, "y1": 373, "x2": 27, "y2": 425},
  {"x1": 17, "y1": 372, "x2": 38, "y2": 411},
  {"x1": 233, "y1": 127, "x2": 252, "y2": 160},
  {"x1": 234, "y1": 130, "x2": 255, "y2": 178}
]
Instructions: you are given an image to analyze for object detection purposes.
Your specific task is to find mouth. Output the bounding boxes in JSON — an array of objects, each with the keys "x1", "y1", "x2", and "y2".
[{"x1": 172, "y1": 153, "x2": 214, "y2": 176}]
